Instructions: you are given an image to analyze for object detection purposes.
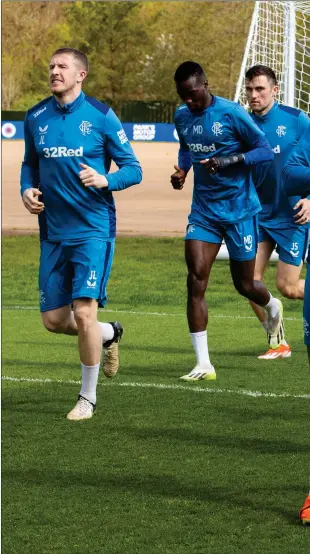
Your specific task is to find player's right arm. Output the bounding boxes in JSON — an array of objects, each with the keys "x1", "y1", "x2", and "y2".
[
  {"x1": 282, "y1": 127, "x2": 310, "y2": 197},
  {"x1": 171, "y1": 113, "x2": 192, "y2": 190},
  {"x1": 20, "y1": 114, "x2": 44, "y2": 214}
]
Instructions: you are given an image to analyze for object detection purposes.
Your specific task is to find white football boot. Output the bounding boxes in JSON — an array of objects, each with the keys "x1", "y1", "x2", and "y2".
[
  {"x1": 179, "y1": 364, "x2": 216, "y2": 381},
  {"x1": 67, "y1": 396, "x2": 95, "y2": 421},
  {"x1": 266, "y1": 299, "x2": 284, "y2": 349}
]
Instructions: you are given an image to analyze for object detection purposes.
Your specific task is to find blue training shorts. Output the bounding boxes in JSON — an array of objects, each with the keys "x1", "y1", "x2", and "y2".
[
  {"x1": 39, "y1": 239, "x2": 115, "y2": 312},
  {"x1": 259, "y1": 224, "x2": 309, "y2": 267},
  {"x1": 185, "y1": 216, "x2": 258, "y2": 261},
  {"x1": 304, "y1": 266, "x2": 310, "y2": 347}
]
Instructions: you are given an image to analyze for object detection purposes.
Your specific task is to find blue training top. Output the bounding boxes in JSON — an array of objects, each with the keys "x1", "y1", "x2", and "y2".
[
  {"x1": 250, "y1": 101, "x2": 310, "y2": 226},
  {"x1": 282, "y1": 126, "x2": 310, "y2": 198},
  {"x1": 174, "y1": 95, "x2": 274, "y2": 225},
  {"x1": 282, "y1": 127, "x2": 310, "y2": 263},
  {"x1": 20, "y1": 91, "x2": 142, "y2": 241}
]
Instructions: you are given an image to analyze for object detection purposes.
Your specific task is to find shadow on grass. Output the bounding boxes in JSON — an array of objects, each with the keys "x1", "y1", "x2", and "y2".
[
  {"x1": 2, "y1": 359, "x2": 77, "y2": 370},
  {"x1": 1, "y1": 359, "x2": 190, "y2": 378},
  {"x1": 101, "y1": 424, "x2": 310, "y2": 454},
  {"x1": 1, "y1": 467, "x2": 302, "y2": 526}
]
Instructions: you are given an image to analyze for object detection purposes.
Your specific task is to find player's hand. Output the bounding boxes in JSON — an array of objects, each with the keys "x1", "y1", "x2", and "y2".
[
  {"x1": 200, "y1": 157, "x2": 220, "y2": 174},
  {"x1": 171, "y1": 165, "x2": 186, "y2": 190},
  {"x1": 79, "y1": 163, "x2": 108, "y2": 189},
  {"x1": 293, "y1": 198, "x2": 310, "y2": 225},
  {"x1": 22, "y1": 188, "x2": 45, "y2": 214}
]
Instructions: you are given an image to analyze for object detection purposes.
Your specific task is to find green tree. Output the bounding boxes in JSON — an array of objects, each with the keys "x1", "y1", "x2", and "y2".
[
  {"x1": 62, "y1": 0, "x2": 161, "y2": 103},
  {"x1": 138, "y1": 1, "x2": 254, "y2": 101},
  {"x1": 2, "y1": 1, "x2": 70, "y2": 109},
  {"x1": 2, "y1": 1, "x2": 254, "y2": 110}
]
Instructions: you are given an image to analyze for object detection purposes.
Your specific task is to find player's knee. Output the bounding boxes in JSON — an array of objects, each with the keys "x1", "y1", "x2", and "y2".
[
  {"x1": 73, "y1": 304, "x2": 94, "y2": 332},
  {"x1": 277, "y1": 280, "x2": 299, "y2": 299},
  {"x1": 187, "y1": 271, "x2": 207, "y2": 297},
  {"x1": 233, "y1": 278, "x2": 253, "y2": 298},
  {"x1": 41, "y1": 312, "x2": 64, "y2": 333}
]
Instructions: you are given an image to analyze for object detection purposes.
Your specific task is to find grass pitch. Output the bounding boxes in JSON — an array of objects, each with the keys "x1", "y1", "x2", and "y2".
[{"x1": 2, "y1": 236, "x2": 310, "y2": 554}]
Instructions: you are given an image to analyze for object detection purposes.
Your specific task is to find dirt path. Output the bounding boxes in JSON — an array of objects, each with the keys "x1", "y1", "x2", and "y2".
[{"x1": 2, "y1": 141, "x2": 194, "y2": 236}]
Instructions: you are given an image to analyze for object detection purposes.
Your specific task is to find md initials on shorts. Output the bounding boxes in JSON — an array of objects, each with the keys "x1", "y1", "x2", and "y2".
[{"x1": 244, "y1": 234, "x2": 253, "y2": 251}]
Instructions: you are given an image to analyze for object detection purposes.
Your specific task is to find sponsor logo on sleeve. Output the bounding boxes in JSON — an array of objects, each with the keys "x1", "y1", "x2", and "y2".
[
  {"x1": 33, "y1": 106, "x2": 47, "y2": 119},
  {"x1": 117, "y1": 129, "x2": 129, "y2": 144}
]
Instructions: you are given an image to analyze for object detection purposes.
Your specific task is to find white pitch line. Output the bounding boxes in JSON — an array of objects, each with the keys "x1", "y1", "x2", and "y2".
[
  {"x1": 1, "y1": 305, "x2": 302, "y2": 321},
  {"x1": 2, "y1": 375, "x2": 310, "y2": 399}
]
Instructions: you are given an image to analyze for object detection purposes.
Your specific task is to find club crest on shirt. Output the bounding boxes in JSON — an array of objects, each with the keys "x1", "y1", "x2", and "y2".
[
  {"x1": 79, "y1": 120, "x2": 93, "y2": 136},
  {"x1": 212, "y1": 122, "x2": 223, "y2": 136},
  {"x1": 276, "y1": 125, "x2": 286, "y2": 137}
]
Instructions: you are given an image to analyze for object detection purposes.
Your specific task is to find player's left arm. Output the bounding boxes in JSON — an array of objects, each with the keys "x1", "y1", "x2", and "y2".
[
  {"x1": 104, "y1": 109, "x2": 142, "y2": 191},
  {"x1": 171, "y1": 116, "x2": 192, "y2": 189},
  {"x1": 282, "y1": 127, "x2": 310, "y2": 198},
  {"x1": 286, "y1": 115, "x2": 310, "y2": 224},
  {"x1": 201, "y1": 105, "x2": 274, "y2": 173},
  {"x1": 293, "y1": 197, "x2": 310, "y2": 225},
  {"x1": 296, "y1": 110, "x2": 310, "y2": 141}
]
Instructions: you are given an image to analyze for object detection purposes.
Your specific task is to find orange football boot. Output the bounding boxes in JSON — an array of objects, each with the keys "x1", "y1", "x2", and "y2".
[
  {"x1": 300, "y1": 494, "x2": 310, "y2": 525},
  {"x1": 258, "y1": 343, "x2": 291, "y2": 360}
]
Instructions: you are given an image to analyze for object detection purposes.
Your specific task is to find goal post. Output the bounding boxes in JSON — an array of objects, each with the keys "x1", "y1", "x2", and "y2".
[
  {"x1": 234, "y1": 1, "x2": 310, "y2": 115},
  {"x1": 217, "y1": 1, "x2": 310, "y2": 263}
]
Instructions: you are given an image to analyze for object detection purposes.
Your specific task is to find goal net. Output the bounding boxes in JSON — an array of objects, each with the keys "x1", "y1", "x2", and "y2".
[{"x1": 234, "y1": 1, "x2": 310, "y2": 115}]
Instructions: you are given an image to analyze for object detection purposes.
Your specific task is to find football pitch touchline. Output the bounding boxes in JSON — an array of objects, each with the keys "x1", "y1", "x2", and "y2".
[
  {"x1": 2, "y1": 375, "x2": 310, "y2": 400},
  {"x1": 2, "y1": 305, "x2": 302, "y2": 321}
]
